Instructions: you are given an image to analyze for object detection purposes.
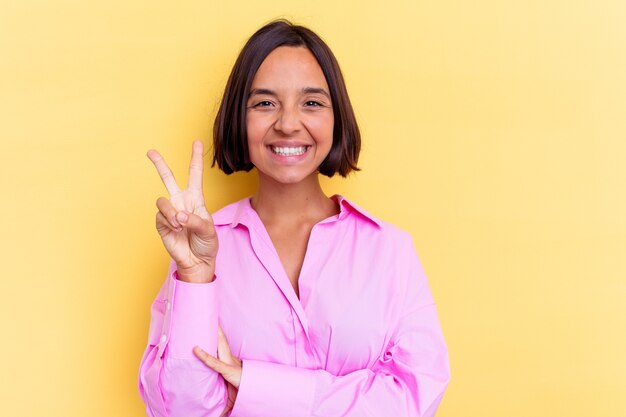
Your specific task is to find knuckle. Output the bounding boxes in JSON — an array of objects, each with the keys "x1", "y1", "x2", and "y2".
[
  {"x1": 156, "y1": 196, "x2": 167, "y2": 207},
  {"x1": 207, "y1": 355, "x2": 219, "y2": 365},
  {"x1": 156, "y1": 212, "x2": 169, "y2": 227}
]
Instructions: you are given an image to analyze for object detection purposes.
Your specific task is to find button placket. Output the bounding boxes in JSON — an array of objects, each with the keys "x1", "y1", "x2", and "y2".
[{"x1": 293, "y1": 315, "x2": 310, "y2": 367}]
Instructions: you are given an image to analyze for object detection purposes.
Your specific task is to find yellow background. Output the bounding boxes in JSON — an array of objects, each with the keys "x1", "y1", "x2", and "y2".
[{"x1": 1, "y1": 0, "x2": 624, "y2": 416}]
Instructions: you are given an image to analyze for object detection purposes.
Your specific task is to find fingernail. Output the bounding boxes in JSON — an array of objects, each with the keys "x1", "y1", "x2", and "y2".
[
  {"x1": 177, "y1": 212, "x2": 188, "y2": 223},
  {"x1": 171, "y1": 217, "x2": 180, "y2": 228}
]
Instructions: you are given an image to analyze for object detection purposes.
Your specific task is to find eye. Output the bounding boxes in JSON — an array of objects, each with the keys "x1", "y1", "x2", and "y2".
[
  {"x1": 252, "y1": 100, "x2": 274, "y2": 108},
  {"x1": 304, "y1": 100, "x2": 322, "y2": 107}
]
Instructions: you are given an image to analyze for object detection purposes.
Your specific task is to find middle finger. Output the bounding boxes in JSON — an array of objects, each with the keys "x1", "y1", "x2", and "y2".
[{"x1": 187, "y1": 140, "x2": 204, "y2": 191}]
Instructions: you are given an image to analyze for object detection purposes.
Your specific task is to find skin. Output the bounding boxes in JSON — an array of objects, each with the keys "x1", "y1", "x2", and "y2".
[{"x1": 146, "y1": 46, "x2": 338, "y2": 415}]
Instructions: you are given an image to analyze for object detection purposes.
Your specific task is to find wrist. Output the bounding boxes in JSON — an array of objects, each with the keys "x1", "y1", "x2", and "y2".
[{"x1": 175, "y1": 263, "x2": 215, "y2": 283}]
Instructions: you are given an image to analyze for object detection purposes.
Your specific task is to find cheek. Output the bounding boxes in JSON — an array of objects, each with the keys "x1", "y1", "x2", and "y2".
[
  {"x1": 305, "y1": 115, "x2": 334, "y2": 143},
  {"x1": 246, "y1": 115, "x2": 274, "y2": 145}
]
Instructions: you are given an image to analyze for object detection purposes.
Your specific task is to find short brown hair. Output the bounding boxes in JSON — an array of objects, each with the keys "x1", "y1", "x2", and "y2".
[{"x1": 212, "y1": 19, "x2": 361, "y2": 177}]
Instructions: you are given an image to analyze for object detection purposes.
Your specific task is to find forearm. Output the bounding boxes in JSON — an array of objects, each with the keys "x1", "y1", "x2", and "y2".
[
  {"x1": 231, "y1": 350, "x2": 449, "y2": 417},
  {"x1": 139, "y1": 261, "x2": 227, "y2": 416}
]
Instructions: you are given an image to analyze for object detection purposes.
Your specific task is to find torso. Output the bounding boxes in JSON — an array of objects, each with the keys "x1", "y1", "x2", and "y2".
[{"x1": 202, "y1": 195, "x2": 421, "y2": 379}]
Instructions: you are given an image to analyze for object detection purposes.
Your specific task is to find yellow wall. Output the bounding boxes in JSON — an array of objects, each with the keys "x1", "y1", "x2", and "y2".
[{"x1": 1, "y1": 1, "x2": 624, "y2": 415}]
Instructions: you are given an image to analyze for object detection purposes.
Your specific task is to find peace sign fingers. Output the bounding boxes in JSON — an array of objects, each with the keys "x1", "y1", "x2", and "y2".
[
  {"x1": 147, "y1": 140, "x2": 218, "y2": 282},
  {"x1": 187, "y1": 139, "x2": 205, "y2": 191},
  {"x1": 147, "y1": 148, "x2": 182, "y2": 196}
]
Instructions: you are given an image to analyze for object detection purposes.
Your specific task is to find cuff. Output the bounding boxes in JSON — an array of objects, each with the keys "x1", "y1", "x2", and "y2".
[
  {"x1": 166, "y1": 269, "x2": 219, "y2": 359},
  {"x1": 230, "y1": 359, "x2": 316, "y2": 417}
]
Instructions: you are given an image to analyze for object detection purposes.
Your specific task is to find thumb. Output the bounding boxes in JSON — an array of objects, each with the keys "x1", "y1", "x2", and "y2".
[{"x1": 176, "y1": 210, "x2": 215, "y2": 240}]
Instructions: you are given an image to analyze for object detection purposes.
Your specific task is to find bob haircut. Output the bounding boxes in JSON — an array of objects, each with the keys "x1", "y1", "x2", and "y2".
[{"x1": 212, "y1": 19, "x2": 361, "y2": 177}]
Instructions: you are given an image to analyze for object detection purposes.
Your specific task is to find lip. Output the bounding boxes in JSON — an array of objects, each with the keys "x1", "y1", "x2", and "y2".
[{"x1": 266, "y1": 140, "x2": 312, "y2": 147}]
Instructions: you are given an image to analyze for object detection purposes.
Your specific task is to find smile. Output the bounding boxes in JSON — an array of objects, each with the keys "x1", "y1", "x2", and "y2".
[{"x1": 269, "y1": 145, "x2": 310, "y2": 156}]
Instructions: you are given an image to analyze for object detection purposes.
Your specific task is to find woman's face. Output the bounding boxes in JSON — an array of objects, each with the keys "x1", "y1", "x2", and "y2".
[{"x1": 246, "y1": 46, "x2": 334, "y2": 185}]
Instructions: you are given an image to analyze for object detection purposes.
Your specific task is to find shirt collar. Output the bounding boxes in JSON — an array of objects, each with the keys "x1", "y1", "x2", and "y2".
[
  {"x1": 213, "y1": 194, "x2": 382, "y2": 229},
  {"x1": 332, "y1": 194, "x2": 382, "y2": 228}
]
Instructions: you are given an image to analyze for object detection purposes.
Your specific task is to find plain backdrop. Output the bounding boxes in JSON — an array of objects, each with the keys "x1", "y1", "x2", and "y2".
[{"x1": 0, "y1": 1, "x2": 624, "y2": 416}]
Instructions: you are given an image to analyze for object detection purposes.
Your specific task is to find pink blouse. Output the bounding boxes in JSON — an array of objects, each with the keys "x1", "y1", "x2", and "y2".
[{"x1": 138, "y1": 194, "x2": 450, "y2": 416}]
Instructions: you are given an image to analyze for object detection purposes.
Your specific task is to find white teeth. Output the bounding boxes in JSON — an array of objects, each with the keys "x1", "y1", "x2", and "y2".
[{"x1": 270, "y1": 145, "x2": 308, "y2": 156}]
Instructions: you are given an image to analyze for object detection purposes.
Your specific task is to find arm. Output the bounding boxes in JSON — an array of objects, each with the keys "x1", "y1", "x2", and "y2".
[
  {"x1": 229, "y1": 235, "x2": 451, "y2": 417},
  {"x1": 138, "y1": 259, "x2": 228, "y2": 417}
]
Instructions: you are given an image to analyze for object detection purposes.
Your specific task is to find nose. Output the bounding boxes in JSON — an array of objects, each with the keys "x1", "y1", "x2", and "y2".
[{"x1": 273, "y1": 105, "x2": 301, "y2": 135}]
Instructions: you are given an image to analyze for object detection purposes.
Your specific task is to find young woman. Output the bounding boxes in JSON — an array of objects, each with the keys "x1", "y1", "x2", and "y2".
[{"x1": 139, "y1": 19, "x2": 450, "y2": 417}]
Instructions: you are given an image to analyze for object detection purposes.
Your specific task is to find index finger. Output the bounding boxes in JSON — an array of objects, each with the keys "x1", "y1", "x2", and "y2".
[
  {"x1": 187, "y1": 140, "x2": 204, "y2": 191},
  {"x1": 146, "y1": 149, "x2": 181, "y2": 195}
]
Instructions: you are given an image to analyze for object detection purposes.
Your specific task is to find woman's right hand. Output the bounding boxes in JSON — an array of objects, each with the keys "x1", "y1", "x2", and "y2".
[{"x1": 147, "y1": 140, "x2": 218, "y2": 283}]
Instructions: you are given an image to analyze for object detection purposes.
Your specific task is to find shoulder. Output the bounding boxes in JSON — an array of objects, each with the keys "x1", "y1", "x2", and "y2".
[
  {"x1": 376, "y1": 219, "x2": 417, "y2": 259},
  {"x1": 341, "y1": 195, "x2": 413, "y2": 242}
]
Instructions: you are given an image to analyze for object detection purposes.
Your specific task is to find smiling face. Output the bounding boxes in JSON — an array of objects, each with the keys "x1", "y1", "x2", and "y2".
[{"x1": 245, "y1": 46, "x2": 334, "y2": 185}]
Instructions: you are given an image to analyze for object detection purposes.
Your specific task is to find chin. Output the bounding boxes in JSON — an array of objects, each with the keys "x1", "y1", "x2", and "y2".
[
  {"x1": 260, "y1": 168, "x2": 318, "y2": 185},
  {"x1": 273, "y1": 173, "x2": 309, "y2": 184}
]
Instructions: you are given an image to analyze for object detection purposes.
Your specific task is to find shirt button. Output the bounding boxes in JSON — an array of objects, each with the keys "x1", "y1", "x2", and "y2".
[
  {"x1": 160, "y1": 334, "x2": 167, "y2": 343},
  {"x1": 166, "y1": 301, "x2": 171, "y2": 310}
]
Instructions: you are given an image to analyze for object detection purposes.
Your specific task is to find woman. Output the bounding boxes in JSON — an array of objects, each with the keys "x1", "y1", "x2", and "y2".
[{"x1": 139, "y1": 19, "x2": 450, "y2": 417}]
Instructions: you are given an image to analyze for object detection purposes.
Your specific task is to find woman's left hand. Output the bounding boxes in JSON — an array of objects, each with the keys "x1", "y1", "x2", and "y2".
[{"x1": 193, "y1": 326, "x2": 242, "y2": 412}]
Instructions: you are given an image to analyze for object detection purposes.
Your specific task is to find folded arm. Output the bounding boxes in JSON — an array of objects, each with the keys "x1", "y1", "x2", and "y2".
[{"x1": 138, "y1": 260, "x2": 228, "y2": 417}]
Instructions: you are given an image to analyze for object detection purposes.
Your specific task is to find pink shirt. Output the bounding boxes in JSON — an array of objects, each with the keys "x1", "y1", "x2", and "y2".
[{"x1": 138, "y1": 195, "x2": 450, "y2": 416}]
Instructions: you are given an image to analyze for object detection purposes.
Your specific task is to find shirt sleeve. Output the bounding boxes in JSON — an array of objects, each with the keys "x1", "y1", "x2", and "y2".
[
  {"x1": 137, "y1": 259, "x2": 229, "y2": 417},
  {"x1": 229, "y1": 233, "x2": 451, "y2": 417}
]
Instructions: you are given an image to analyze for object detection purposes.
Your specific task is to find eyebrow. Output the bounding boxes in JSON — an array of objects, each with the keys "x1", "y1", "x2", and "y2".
[
  {"x1": 248, "y1": 87, "x2": 331, "y2": 100},
  {"x1": 303, "y1": 87, "x2": 331, "y2": 99},
  {"x1": 248, "y1": 88, "x2": 276, "y2": 98}
]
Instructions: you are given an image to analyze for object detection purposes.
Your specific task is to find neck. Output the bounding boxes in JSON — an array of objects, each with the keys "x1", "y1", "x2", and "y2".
[{"x1": 250, "y1": 171, "x2": 338, "y2": 225}]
